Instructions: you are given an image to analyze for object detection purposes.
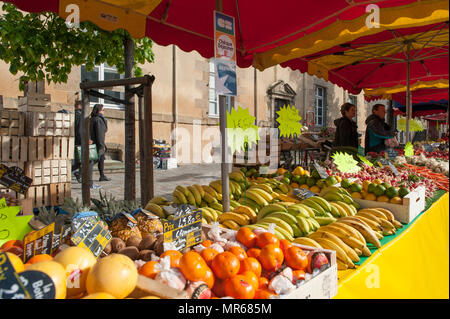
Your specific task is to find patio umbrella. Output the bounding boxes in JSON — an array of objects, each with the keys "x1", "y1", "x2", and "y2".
[
  {"x1": 4, "y1": 0, "x2": 448, "y2": 209},
  {"x1": 394, "y1": 99, "x2": 448, "y2": 117},
  {"x1": 278, "y1": 21, "x2": 449, "y2": 143}
]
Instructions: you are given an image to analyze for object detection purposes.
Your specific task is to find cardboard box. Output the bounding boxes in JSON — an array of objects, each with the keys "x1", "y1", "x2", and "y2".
[
  {"x1": 161, "y1": 157, "x2": 177, "y2": 170},
  {"x1": 353, "y1": 186, "x2": 426, "y2": 224}
]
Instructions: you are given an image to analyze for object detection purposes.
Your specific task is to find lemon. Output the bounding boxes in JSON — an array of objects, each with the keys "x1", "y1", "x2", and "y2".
[
  {"x1": 299, "y1": 184, "x2": 310, "y2": 189},
  {"x1": 377, "y1": 195, "x2": 390, "y2": 202},
  {"x1": 351, "y1": 192, "x2": 362, "y2": 199},
  {"x1": 362, "y1": 180, "x2": 371, "y2": 192},
  {"x1": 364, "y1": 193, "x2": 377, "y2": 201},
  {"x1": 390, "y1": 197, "x2": 403, "y2": 205},
  {"x1": 310, "y1": 186, "x2": 321, "y2": 193}
]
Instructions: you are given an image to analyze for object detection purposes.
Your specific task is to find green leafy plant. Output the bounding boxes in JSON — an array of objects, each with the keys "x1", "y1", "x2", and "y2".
[{"x1": 0, "y1": 3, "x2": 155, "y2": 91}]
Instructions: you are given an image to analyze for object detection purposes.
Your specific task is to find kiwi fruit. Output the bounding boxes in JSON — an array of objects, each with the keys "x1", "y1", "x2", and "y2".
[
  {"x1": 138, "y1": 235, "x2": 157, "y2": 251},
  {"x1": 118, "y1": 246, "x2": 140, "y2": 260},
  {"x1": 111, "y1": 237, "x2": 126, "y2": 253},
  {"x1": 139, "y1": 250, "x2": 155, "y2": 261},
  {"x1": 126, "y1": 235, "x2": 142, "y2": 248}
]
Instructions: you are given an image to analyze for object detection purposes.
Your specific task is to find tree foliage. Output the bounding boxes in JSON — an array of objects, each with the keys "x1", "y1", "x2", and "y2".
[{"x1": 0, "y1": 3, "x2": 155, "y2": 91}]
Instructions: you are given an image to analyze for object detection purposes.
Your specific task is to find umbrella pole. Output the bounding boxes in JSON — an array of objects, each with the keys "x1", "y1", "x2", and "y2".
[{"x1": 405, "y1": 43, "x2": 412, "y2": 143}]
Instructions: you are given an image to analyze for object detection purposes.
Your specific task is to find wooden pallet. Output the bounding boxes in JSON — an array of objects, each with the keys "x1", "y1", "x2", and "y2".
[
  {"x1": 26, "y1": 160, "x2": 71, "y2": 185},
  {"x1": 18, "y1": 94, "x2": 51, "y2": 113},
  {"x1": 28, "y1": 137, "x2": 74, "y2": 161},
  {"x1": 25, "y1": 182, "x2": 71, "y2": 208},
  {"x1": 0, "y1": 110, "x2": 25, "y2": 136},
  {"x1": 26, "y1": 112, "x2": 74, "y2": 137},
  {"x1": 0, "y1": 136, "x2": 28, "y2": 162}
]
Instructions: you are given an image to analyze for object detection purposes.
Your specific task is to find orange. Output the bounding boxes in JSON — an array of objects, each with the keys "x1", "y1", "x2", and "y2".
[
  {"x1": 211, "y1": 252, "x2": 240, "y2": 280},
  {"x1": 202, "y1": 240, "x2": 213, "y2": 248},
  {"x1": 236, "y1": 227, "x2": 257, "y2": 248},
  {"x1": 258, "y1": 277, "x2": 269, "y2": 289},
  {"x1": 224, "y1": 275, "x2": 256, "y2": 299},
  {"x1": 254, "y1": 288, "x2": 277, "y2": 299},
  {"x1": 284, "y1": 246, "x2": 308, "y2": 270},
  {"x1": 247, "y1": 248, "x2": 261, "y2": 259},
  {"x1": 292, "y1": 269, "x2": 306, "y2": 283},
  {"x1": 227, "y1": 246, "x2": 247, "y2": 261},
  {"x1": 27, "y1": 254, "x2": 53, "y2": 264},
  {"x1": 279, "y1": 239, "x2": 292, "y2": 255},
  {"x1": 201, "y1": 248, "x2": 219, "y2": 267},
  {"x1": 138, "y1": 261, "x2": 160, "y2": 279},
  {"x1": 241, "y1": 271, "x2": 259, "y2": 290},
  {"x1": 212, "y1": 278, "x2": 227, "y2": 298},
  {"x1": 256, "y1": 232, "x2": 280, "y2": 248},
  {"x1": 258, "y1": 244, "x2": 284, "y2": 271},
  {"x1": 1, "y1": 240, "x2": 23, "y2": 250},
  {"x1": 160, "y1": 250, "x2": 183, "y2": 268},
  {"x1": 238, "y1": 257, "x2": 262, "y2": 277},
  {"x1": 202, "y1": 267, "x2": 215, "y2": 289},
  {"x1": 179, "y1": 251, "x2": 208, "y2": 282}
]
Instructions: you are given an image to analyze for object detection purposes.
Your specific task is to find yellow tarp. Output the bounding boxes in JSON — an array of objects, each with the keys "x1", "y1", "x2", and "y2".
[{"x1": 335, "y1": 193, "x2": 449, "y2": 299}]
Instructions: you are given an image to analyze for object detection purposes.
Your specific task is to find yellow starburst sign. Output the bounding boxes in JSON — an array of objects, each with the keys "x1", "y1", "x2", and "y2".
[
  {"x1": 226, "y1": 106, "x2": 260, "y2": 154},
  {"x1": 332, "y1": 152, "x2": 361, "y2": 174},
  {"x1": 276, "y1": 105, "x2": 303, "y2": 138}
]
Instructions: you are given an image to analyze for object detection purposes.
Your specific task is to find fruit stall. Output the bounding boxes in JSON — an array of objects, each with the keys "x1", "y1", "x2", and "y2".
[{"x1": 1, "y1": 142, "x2": 448, "y2": 299}]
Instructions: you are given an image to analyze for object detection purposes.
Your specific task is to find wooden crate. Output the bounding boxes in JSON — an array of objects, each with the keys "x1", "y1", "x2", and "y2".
[
  {"x1": 26, "y1": 112, "x2": 74, "y2": 137},
  {"x1": 28, "y1": 137, "x2": 74, "y2": 161},
  {"x1": 0, "y1": 110, "x2": 25, "y2": 136},
  {"x1": 18, "y1": 94, "x2": 51, "y2": 113},
  {"x1": 0, "y1": 137, "x2": 28, "y2": 162},
  {"x1": 353, "y1": 186, "x2": 426, "y2": 224},
  {"x1": 26, "y1": 160, "x2": 71, "y2": 185},
  {"x1": 25, "y1": 182, "x2": 71, "y2": 208}
]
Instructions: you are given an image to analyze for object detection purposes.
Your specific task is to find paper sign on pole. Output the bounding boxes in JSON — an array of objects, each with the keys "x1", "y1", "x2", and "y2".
[{"x1": 214, "y1": 11, "x2": 237, "y2": 96}]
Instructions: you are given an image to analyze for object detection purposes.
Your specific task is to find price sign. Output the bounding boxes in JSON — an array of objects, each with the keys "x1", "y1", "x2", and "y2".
[
  {"x1": 163, "y1": 206, "x2": 202, "y2": 251},
  {"x1": 0, "y1": 252, "x2": 30, "y2": 299},
  {"x1": 51, "y1": 224, "x2": 72, "y2": 252},
  {"x1": 313, "y1": 161, "x2": 329, "y2": 179},
  {"x1": 331, "y1": 152, "x2": 361, "y2": 174},
  {"x1": 71, "y1": 211, "x2": 100, "y2": 232},
  {"x1": 23, "y1": 223, "x2": 55, "y2": 263},
  {"x1": 293, "y1": 188, "x2": 316, "y2": 200},
  {"x1": 276, "y1": 105, "x2": 303, "y2": 138},
  {"x1": 18, "y1": 270, "x2": 55, "y2": 299},
  {"x1": 71, "y1": 219, "x2": 112, "y2": 258},
  {"x1": 386, "y1": 148, "x2": 398, "y2": 160},
  {"x1": 380, "y1": 159, "x2": 399, "y2": 176},
  {"x1": 227, "y1": 106, "x2": 260, "y2": 154},
  {"x1": 423, "y1": 144, "x2": 434, "y2": 152},
  {"x1": 0, "y1": 164, "x2": 33, "y2": 194}
]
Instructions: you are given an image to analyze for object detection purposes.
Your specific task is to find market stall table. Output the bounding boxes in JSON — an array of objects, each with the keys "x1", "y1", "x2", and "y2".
[{"x1": 334, "y1": 191, "x2": 449, "y2": 299}]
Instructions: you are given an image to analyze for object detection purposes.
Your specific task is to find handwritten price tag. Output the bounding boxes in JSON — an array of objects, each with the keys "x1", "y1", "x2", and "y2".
[
  {"x1": 331, "y1": 152, "x2": 361, "y2": 174},
  {"x1": 163, "y1": 207, "x2": 202, "y2": 251},
  {"x1": 276, "y1": 105, "x2": 303, "y2": 138}
]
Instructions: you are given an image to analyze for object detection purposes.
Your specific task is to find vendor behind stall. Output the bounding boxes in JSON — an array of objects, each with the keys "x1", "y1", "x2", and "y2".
[
  {"x1": 333, "y1": 102, "x2": 358, "y2": 148},
  {"x1": 365, "y1": 103, "x2": 396, "y2": 154}
]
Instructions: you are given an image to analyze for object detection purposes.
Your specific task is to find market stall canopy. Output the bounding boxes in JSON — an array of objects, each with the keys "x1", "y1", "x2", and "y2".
[
  {"x1": 422, "y1": 112, "x2": 449, "y2": 121},
  {"x1": 394, "y1": 99, "x2": 449, "y2": 117},
  {"x1": 4, "y1": 0, "x2": 449, "y2": 70},
  {"x1": 365, "y1": 80, "x2": 449, "y2": 104}
]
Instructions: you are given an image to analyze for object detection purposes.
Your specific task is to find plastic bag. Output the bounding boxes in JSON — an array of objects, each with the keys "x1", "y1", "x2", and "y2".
[
  {"x1": 193, "y1": 244, "x2": 207, "y2": 253},
  {"x1": 163, "y1": 241, "x2": 178, "y2": 252},
  {"x1": 208, "y1": 222, "x2": 226, "y2": 242},
  {"x1": 252, "y1": 226, "x2": 267, "y2": 236},
  {"x1": 155, "y1": 256, "x2": 186, "y2": 290},
  {"x1": 224, "y1": 240, "x2": 247, "y2": 251},
  {"x1": 267, "y1": 223, "x2": 276, "y2": 234},
  {"x1": 268, "y1": 274, "x2": 296, "y2": 295},
  {"x1": 209, "y1": 242, "x2": 225, "y2": 253}
]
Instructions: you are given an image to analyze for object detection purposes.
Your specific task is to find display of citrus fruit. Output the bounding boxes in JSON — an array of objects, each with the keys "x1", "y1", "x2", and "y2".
[
  {"x1": 386, "y1": 187, "x2": 399, "y2": 199},
  {"x1": 364, "y1": 193, "x2": 377, "y2": 201},
  {"x1": 247, "y1": 248, "x2": 261, "y2": 259},
  {"x1": 284, "y1": 246, "x2": 308, "y2": 270},
  {"x1": 224, "y1": 275, "x2": 256, "y2": 299},
  {"x1": 390, "y1": 197, "x2": 402, "y2": 204},
  {"x1": 27, "y1": 254, "x2": 53, "y2": 264},
  {"x1": 374, "y1": 185, "x2": 386, "y2": 196},
  {"x1": 241, "y1": 270, "x2": 259, "y2": 290},
  {"x1": 238, "y1": 257, "x2": 262, "y2": 277},
  {"x1": 201, "y1": 248, "x2": 220, "y2": 267},
  {"x1": 258, "y1": 277, "x2": 269, "y2": 289},
  {"x1": 399, "y1": 187, "x2": 410, "y2": 198},
  {"x1": 228, "y1": 246, "x2": 247, "y2": 261},
  {"x1": 258, "y1": 244, "x2": 284, "y2": 271},
  {"x1": 236, "y1": 227, "x2": 257, "y2": 248},
  {"x1": 350, "y1": 183, "x2": 362, "y2": 193},
  {"x1": 179, "y1": 251, "x2": 208, "y2": 282},
  {"x1": 256, "y1": 232, "x2": 280, "y2": 248},
  {"x1": 377, "y1": 195, "x2": 389, "y2": 203},
  {"x1": 160, "y1": 250, "x2": 182, "y2": 268},
  {"x1": 139, "y1": 260, "x2": 160, "y2": 279},
  {"x1": 211, "y1": 251, "x2": 240, "y2": 280}
]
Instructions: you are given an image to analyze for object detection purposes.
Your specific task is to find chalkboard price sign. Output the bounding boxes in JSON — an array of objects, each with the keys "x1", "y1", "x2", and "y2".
[
  {"x1": 18, "y1": 270, "x2": 55, "y2": 299},
  {"x1": 313, "y1": 161, "x2": 329, "y2": 179},
  {"x1": 380, "y1": 158, "x2": 399, "y2": 176},
  {"x1": 0, "y1": 252, "x2": 30, "y2": 299},
  {"x1": 23, "y1": 223, "x2": 55, "y2": 263},
  {"x1": 0, "y1": 164, "x2": 33, "y2": 194},
  {"x1": 293, "y1": 188, "x2": 316, "y2": 200},
  {"x1": 71, "y1": 219, "x2": 112, "y2": 258},
  {"x1": 163, "y1": 206, "x2": 202, "y2": 251}
]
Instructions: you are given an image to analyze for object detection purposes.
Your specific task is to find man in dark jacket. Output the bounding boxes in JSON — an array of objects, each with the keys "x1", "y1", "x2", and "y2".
[
  {"x1": 90, "y1": 104, "x2": 110, "y2": 181},
  {"x1": 365, "y1": 104, "x2": 396, "y2": 154},
  {"x1": 334, "y1": 102, "x2": 358, "y2": 148}
]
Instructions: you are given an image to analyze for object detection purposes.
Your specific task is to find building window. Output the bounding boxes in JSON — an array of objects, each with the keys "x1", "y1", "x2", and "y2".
[
  {"x1": 208, "y1": 59, "x2": 233, "y2": 117},
  {"x1": 349, "y1": 95, "x2": 358, "y2": 107},
  {"x1": 81, "y1": 63, "x2": 124, "y2": 109},
  {"x1": 315, "y1": 86, "x2": 326, "y2": 126}
]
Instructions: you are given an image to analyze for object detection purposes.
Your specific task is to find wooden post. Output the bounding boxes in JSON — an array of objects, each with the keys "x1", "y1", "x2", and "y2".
[
  {"x1": 138, "y1": 90, "x2": 147, "y2": 207},
  {"x1": 81, "y1": 89, "x2": 91, "y2": 205},
  {"x1": 143, "y1": 75, "x2": 155, "y2": 203},
  {"x1": 124, "y1": 35, "x2": 136, "y2": 201}
]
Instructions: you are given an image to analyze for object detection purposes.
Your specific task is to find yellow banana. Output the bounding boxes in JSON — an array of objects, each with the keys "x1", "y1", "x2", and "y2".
[
  {"x1": 332, "y1": 222, "x2": 367, "y2": 245},
  {"x1": 351, "y1": 216, "x2": 383, "y2": 232},
  {"x1": 313, "y1": 237, "x2": 355, "y2": 268},
  {"x1": 338, "y1": 219, "x2": 381, "y2": 248},
  {"x1": 371, "y1": 208, "x2": 396, "y2": 223},
  {"x1": 233, "y1": 205, "x2": 257, "y2": 224},
  {"x1": 311, "y1": 230, "x2": 360, "y2": 263},
  {"x1": 246, "y1": 190, "x2": 269, "y2": 207},
  {"x1": 148, "y1": 196, "x2": 170, "y2": 206},
  {"x1": 330, "y1": 202, "x2": 348, "y2": 217},
  {"x1": 209, "y1": 180, "x2": 223, "y2": 194},
  {"x1": 175, "y1": 185, "x2": 190, "y2": 197},
  {"x1": 202, "y1": 185, "x2": 219, "y2": 198},
  {"x1": 203, "y1": 192, "x2": 218, "y2": 205},
  {"x1": 187, "y1": 186, "x2": 202, "y2": 206},
  {"x1": 337, "y1": 258, "x2": 349, "y2": 271},
  {"x1": 193, "y1": 184, "x2": 205, "y2": 197},
  {"x1": 292, "y1": 237, "x2": 322, "y2": 249},
  {"x1": 222, "y1": 220, "x2": 240, "y2": 230},
  {"x1": 249, "y1": 187, "x2": 273, "y2": 202},
  {"x1": 359, "y1": 208, "x2": 389, "y2": 221},
  {"x1": 173, "y1": 189, "x2": 187, "y2": 204},
  {"x1": 144, "y1": 203, "x2": 165, "y2": 219},
  {"x1": 321, "y1": 225, "x2": 366, "y2": 251},
  {"x1": 250, "y1": 183, "x2": 273, "y2": 194},
  {"x1": 218, "y1": 212, "x2": 250, "y2": 226},
  {"x1": 200, "y1": 208, "x2": 214, "y2": 223},
  {"x1": 332, "y1": 201, "x2": 353, "y2": 216}
]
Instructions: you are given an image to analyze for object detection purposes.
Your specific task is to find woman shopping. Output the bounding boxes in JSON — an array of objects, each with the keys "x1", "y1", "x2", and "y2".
[
  {"x1": 333, "y1": 102, "x2": 358, "y2": 148},
  {"x1": 90, "y1": 104, "x2": 111, "y2": 182}
]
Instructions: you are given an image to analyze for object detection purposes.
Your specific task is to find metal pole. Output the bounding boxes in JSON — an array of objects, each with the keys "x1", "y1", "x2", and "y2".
[
  {"x1": 81, "y1": 89, "x2": 91, "y2": 205},
  {"x1": 405, "y1": 43, "x2": 412, "y2": 143},
  {"x1": 138, "y1": 92, "x2": 147, "y2": 207}
]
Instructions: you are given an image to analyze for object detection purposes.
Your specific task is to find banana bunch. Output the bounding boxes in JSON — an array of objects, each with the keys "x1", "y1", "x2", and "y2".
[
  {"x1": 355, "y1": 208, "x2": 403, "y2": 236},
  {"x1": 319, "y1": 186, "x2": 361, "y2": 216},
  {"x1": 199, "y1": 207, "x2": 221, "y2": 224},
  {"x1": 218, "y1": 205, "x2": 257, "y2": 230},
  {"x1": 148, "y1": 196, "x2": 171, "y2": 206},
  {"x1": 144, "y1": 202, "x2": 169, "y2": 219}
]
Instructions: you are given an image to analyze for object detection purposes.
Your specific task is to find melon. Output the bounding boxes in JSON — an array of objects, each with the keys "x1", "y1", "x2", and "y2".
[
  {"x1": 25, "y1": 261, "x2": 67, "y2": 299},
  {"x1": 53, "y1": 246, "x2": 97, "y2": 297},
  {"x1": 86, "y1": 253, "x2": 138, "y2": 299}
]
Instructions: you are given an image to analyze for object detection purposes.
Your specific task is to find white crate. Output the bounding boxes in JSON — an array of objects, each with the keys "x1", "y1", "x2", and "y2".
[
  {"x1": 202, "y1": 225, "x2": 338, "y2": 299},
  {"x1": 161, "y1": 157, "x2": 177, "y2": 170},
  {"x1": 353, "y1": 186, "x2": 426, "y2": 224}
]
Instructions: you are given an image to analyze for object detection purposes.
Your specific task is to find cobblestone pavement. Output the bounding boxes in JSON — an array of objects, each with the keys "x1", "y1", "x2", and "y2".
[{"x1": 70, "y1": 163, "x2": 223, "y2": 203}]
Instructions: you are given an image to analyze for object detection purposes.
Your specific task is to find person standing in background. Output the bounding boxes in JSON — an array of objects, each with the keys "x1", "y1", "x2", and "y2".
[
  {"x1": 90, "y1": 104, "x2": 111, "y2": 181},
  {"x1": 333, "y1": 102, "x2": 358, "y2": 148},
  {"x1": 365, "y1": 104, "x2": 396, "y2": 154}
]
